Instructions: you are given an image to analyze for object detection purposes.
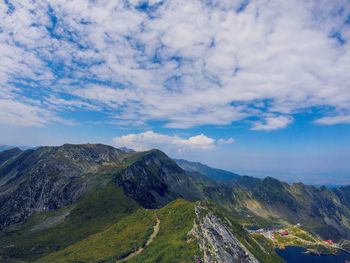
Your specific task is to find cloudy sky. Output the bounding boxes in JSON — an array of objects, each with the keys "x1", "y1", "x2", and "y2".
[{"x1": 1, "y1": 0, "x2": 350, "y2": 184}]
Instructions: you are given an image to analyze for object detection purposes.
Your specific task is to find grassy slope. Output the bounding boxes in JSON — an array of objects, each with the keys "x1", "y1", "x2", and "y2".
[
  {"x1": 0, "y1": 182, "x2": 140, "y2": 262},
  {"x1": 37, "y1": 209, "x2": 155, "y2": 263},
  {"x1": 127, "y1": 199, "x2": 200, "y2": 263},
  {"x1": 36, "y1": 199, "x2": 199, "y2": 263}
]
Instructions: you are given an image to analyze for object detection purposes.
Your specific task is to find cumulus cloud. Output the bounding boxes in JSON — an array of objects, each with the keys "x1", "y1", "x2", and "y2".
[
  {"x1": 112, "y1": 131, "x2": 233, "y2": 151},
  {"x1": 252, "y1": 115, "x2": 293, "y2": 131},
  {"x1": 0, "y1": 0, "x2": 350, "y2": 129}
]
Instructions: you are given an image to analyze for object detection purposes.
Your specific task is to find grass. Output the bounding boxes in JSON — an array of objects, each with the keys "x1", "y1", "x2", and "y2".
[
  {"x1": 36, "y1": 209, "x2": 155, "y2": 263},
  {"x1": 36, "y1": 199, "x2": 200, "y2": 263},
  {"x1": 0, "y1": 182, "x2": 140, "y2": 261},
  {"x1": 0, "y1": 196, "x2": 200, "y2": 263},
  {"x1": 127, "y1": 199, "x2": 200, "y2": 263}
]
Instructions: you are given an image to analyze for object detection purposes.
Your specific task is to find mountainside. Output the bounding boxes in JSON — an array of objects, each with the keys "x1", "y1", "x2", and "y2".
[
  {"x1": 0, "y1": 146, "x2": 17, "y2": 152},
  {"x1": 204, "y1": 176, "x2": 350, "y2": 240},
  {"x1": 0, "y1": 145, "x2": 212, "y2": 230},
  {"x1": 0, "y1": 144, "x2": 131, "y2": 229},
  {"x1": 0, "y1": 145, "x2": 33, "y2": 152},
  {"x1": 175, "y1": 158, "x2": 239, "y2": 181},
  {"x1": 0, "y1": 144, "x2": 349, "y2": 262}
]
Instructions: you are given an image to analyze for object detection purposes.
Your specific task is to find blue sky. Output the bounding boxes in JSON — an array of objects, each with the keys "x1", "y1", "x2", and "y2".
[{"x1": 0, "y1": 0, "x2": 350, "y2": 184}]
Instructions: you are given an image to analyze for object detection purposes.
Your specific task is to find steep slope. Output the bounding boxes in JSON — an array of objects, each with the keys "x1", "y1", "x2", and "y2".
[
  {"x1": 0, "y1": 183, "x2": 140, "y2": 262},
  {"x1": 39, "y1": 199, "x2": 200, "y2": 263},
  {"x1": 0, "y1": 144, "x2": 131, "y2": 229},
  {"x1": 175, "y1": 158, "x2": 239, "y2": 181},
  {"x1": 115, "y1": 150, "x2": 207, "y2": 208},
  {"x1": 191, "y1": 205, "x2": 259, "y2": 263},
  {"x1": 0, "y1": 145, "x2": 210, "y2": 231},
  {"x1": 0, "y1": 145, "x2": 12, "y2": 152},
  {"x1": 206, "y1": 176, "x2": 350, "y2": 240},
  {"x1": 0, "y1": 148, "x2": 22, "y2": 166},
  {"x1": 36, "y1": 208, "x2": 155, "y2": 263}
]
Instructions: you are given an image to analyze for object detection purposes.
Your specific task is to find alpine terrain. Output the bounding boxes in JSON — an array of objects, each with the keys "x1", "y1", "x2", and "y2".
[{"x1": 0, "y1": 144, "x2": 349, "y2": 262}]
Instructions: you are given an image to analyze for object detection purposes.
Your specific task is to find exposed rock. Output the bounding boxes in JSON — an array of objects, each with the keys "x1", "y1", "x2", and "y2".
[
  {"x1": 115, "y1": 149, "x2": 205, "y2": 208},
  {"x1": 190, "y1": 205, "x2": 260, "y2": 263},
  {"x1": 0, "y1": 144, "x2": 128, "y2": 229}
]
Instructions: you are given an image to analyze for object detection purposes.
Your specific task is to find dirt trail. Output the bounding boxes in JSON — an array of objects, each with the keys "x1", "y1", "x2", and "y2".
[{"x1": 116, "y1": 216, "x2": 160, "y2": 262}]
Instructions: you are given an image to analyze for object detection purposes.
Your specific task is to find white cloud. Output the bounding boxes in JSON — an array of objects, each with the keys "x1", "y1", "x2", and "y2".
[
  {"x1": 252, "y1": 115, "x2": 293, "y2": 131},
  {"x1": 217, "y1": 138, "x2": 235, "y2": 145},
  {"x1": 112, "y1": 131, "x2": 233, "y2": 151},
  {"x1": 315, "y1": 114, "x2": 350, "y2": 125},
  {"x1": 0, "y1": 0, "x2": 350, "y2": 129}
]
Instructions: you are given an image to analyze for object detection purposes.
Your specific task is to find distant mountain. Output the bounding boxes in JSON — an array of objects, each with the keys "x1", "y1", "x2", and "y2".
[
  {"x1": 174, "y1": 158, "x2": 240, "y2": 181},
  {"x1": 0, "y1": 145, "x2": 33, "y2": 152},
  {"x1": 118, "y1": 146, "x2": 135, "y2": 153},
  {"x1": 0, "y1": 145, "x2": 14, "y2": 152}
]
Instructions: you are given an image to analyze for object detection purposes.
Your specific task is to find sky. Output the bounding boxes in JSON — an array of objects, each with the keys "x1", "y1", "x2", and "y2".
[{"x1": 0, "y1": 0, "x2": 350, "y2": 184}]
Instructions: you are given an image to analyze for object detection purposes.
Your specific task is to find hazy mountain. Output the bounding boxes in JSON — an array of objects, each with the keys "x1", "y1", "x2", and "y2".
[
  {"x1": 175, "y1": 158, "x2": 240, "y2": 181},
  {"x1": 0, "y1": 145, "x2": 33, "y2": 152}
]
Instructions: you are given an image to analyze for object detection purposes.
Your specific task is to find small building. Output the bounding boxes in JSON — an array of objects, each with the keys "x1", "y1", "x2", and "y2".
[
  {"x1": 280, "y1": 230, "x2": 289, "y2": 236},
  {"x1": 324, "y1": 239, "x2": 333, "y2": 245}
]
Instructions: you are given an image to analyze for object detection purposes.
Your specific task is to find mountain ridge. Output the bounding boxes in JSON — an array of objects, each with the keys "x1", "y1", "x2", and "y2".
[{"x1": 0, "y1": 143, "x2": 349, "y2": 262}]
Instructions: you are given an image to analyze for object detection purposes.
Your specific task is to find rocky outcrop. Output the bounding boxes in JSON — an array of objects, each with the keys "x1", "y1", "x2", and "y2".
[
  {"x1": 190, "y1": 205, "x2": 259, "y2": 263},
  {"x1": 115, "y1": 149, "x2": 205, "y2": 208},
  {"x1": 0, "y1": 144, "x2": 130, "y2": 229}
]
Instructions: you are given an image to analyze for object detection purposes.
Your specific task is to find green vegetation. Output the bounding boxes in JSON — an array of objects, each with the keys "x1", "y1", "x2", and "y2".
[
  {"x1": 0, "y1": 196, "x2": 200, "y2": 263},
  {"x1": 37, "y1": 209, "x2": 155, "y2": 263},
  {"x1": 127, "y1": 199, "x2": 200, "y2": 263},
  {"x1": 0, "y1": 183, "x2": 140, "y2": 261}
]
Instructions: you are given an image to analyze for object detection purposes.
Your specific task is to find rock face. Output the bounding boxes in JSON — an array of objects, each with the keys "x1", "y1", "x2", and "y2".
[
  {"x1": 115, "y1": 150, "x2": 205, "y2": 208},
  {"x1": 0, "y1": 144, "x2": 128, "y2": 229},
  {"x1": 191, "y1": 205, "x2": 260, "y2": 263}
]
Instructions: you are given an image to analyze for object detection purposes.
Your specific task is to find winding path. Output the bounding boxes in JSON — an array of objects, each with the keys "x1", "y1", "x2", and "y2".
[{"x1": 116, "y1": 216, "x2": 160, "y2": 262}]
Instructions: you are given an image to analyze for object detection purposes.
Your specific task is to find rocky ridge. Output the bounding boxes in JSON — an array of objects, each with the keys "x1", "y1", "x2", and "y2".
[{"x1": 190, "y1": 204, "x2": 260, "y2": 263}]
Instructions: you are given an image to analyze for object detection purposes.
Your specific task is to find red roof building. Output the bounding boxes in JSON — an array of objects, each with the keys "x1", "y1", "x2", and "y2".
[
  {"x1": 324, "y1": 239, "x2": 333, "y2": 245},
  {"x1": 280, "y1": 230, "x2": 289, "y2": 236}
]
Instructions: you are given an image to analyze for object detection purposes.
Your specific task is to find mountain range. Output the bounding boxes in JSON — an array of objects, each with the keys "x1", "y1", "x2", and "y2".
[{"x1": 0, "y1": 144, "x2": 349, "y2": 262}]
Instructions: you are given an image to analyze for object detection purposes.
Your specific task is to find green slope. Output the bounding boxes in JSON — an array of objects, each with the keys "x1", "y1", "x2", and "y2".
[
  {"x1": 37, "y1": 209, "x2": 155, "y2": 263},
  {"x1": 0, "y1": 183, "x2": 140, "y2": 262},
  {"x1": 36, "y1": 199, "x2": 199, "y2": 263},
  {"x1": 127, "y1": 199, "x2": 200, "y2": 263}
]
